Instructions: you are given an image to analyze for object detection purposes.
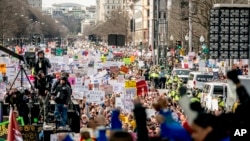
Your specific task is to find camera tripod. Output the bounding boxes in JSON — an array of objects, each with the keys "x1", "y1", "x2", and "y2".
[
  {"x1": 9, "y1": 61, "x2": 35, "y2": 125},
  {"x1": 9, "y1": 63, "x2": 34, "y2": 90}
]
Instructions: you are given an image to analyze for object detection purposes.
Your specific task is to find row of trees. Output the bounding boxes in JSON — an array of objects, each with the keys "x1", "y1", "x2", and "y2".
[
  {"x1": 0, "y1": 0, "x2": 69, "y2": 41},
  {"x1": 85, "y1": 9, "x2": 131, "y2": 42}
]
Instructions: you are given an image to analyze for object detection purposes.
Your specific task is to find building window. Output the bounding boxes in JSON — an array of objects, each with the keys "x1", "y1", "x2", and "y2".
[
  {"x1": 113, "y1": 0, "x2": 114, "y2": 3},
  {"x1": 107, "y1": 6, "x2": 110, "y2": 9},
  {"x1": 107, "y1": 0, "x2": 109, "y2": 3}
]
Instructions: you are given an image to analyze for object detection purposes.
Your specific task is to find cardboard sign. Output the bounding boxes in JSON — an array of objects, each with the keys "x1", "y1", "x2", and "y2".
[
  {"x1": 125, "y1": 80, "x2": 136, "y2": 88},
  {"x1": 120, "y1": 66, "x2": 129, "y2": 74},
  {"x1": 136, "y1": 80, "x2": 148, "y2": 96},
  {"x1": 0, "y1": 64, "x2": 6, "y2": 74}
]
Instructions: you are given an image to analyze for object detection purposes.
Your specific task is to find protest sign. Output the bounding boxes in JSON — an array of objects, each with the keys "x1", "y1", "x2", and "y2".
[
  {"x1": 86, "y1": 90, "x2": 105, "y2": 104},
  {"x1": 99, "y1": 85, "x2": 113, "y2": 95},
  {"x1": 112, "y1": 83, "x2": 124, "y2": 94},
  {"x1": 115, "y1": 97, "x2": 124, "y2": 110},
  {"x1": 120, "y1": 65, "x2": 129, "y2": 74},
  {"x1": 125, "y1": 80, "x2": 136, "y2": 88},
  {"x1": 0, "y1": 64, "x2": 6, "y2": 74}
]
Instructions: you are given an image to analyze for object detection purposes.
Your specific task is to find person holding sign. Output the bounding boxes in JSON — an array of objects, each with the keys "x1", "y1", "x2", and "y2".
[
  {"x1": 52, "y1": 76, "x2": 72, "y2": 128},
  {"x1": 35, "y1": 50, "x2": 51, "y2": 75}
]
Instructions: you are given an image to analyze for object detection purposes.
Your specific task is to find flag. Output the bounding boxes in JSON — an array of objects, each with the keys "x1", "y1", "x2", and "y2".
[{"x1": 7, "y1": 108, "x2": 23, "y2": 141}]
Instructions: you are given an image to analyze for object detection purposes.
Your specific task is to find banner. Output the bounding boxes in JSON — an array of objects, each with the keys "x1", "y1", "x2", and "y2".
[{"x1": 0, "y1": 117, "x2": 25, "y2": 139}]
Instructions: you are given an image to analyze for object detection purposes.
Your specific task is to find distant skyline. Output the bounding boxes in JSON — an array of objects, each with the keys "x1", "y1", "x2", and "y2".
[{"x1": 42, "y1": 0, "x2": 96, "y2": 7}]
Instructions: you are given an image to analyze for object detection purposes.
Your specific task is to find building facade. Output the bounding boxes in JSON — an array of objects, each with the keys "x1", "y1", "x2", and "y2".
[
  {"x1": 133, "y1": 0, "x2": 149, "y2": 47},
  {"x1": 27, "y1": 0, "x2": 42, "y2": 10},
  {"x1": 95, "y1": 0, "x2": 124, "y2": 23}
]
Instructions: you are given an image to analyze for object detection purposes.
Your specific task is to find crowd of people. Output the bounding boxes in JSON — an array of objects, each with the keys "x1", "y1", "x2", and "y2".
[{"x1": 2, "y1": 45, "x2": 250, "y2": 141}]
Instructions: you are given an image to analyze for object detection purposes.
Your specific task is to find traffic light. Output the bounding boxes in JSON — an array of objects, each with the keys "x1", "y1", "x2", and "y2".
[
  {"x1": 203, "y1": 48, "x2": 209, "y2": 54},
  {"x1": 176, "y1": 40, "x2": 182, "y2": 49},
  {"x1": 37, "y1": 37, "x2": 41, "y2": 45},
  {"x1": 32, "y1": 36, "x2": 36, "y2": 45},
  {"x1": 55, "y1": 38, "x2": 61, "y2": 47}
]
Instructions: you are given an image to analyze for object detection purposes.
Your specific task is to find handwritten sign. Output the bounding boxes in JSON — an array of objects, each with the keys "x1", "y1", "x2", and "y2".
[
  {"x1": 120, "y1": 65, "x2": 129, "y2": 74},
  {"x1": 112, "y1": 83, "x2": 124, "y2": 94},
  {"x1": 125, "y1": 88, "x2": 137, "y2": 97},
  {"x1": 86, "y1": 90, "x2": 105, "y2": 104},
  {"x1": 99, "y1": 85, "x2": 113, "y2": 95},
  {"x1": 115, "y1": 97, "x2": 124, "y2": 110}
]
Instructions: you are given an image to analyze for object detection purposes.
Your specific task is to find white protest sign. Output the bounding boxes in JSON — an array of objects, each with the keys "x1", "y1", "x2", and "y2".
[
  {"x1": 117, "y1": 75, "x2": 125, "y2": 83},
  {"x1": 125, "y1": 88, "x2": 137, "y2": 97},
  {"x1": 115, "y1": 97, "x2": 124, "y2": 110},
  {"x1": 212, "y1": 99, "x2": 219, "y2": 111},
  {"x1": 0, "y1": 83, "x2": 6, "y2": 100},
  {"x1": 86, "y1": 90, "x2": 105, "y2": 104},
  {"x1": 112, "y1": 83, "x2": 124, "y2": 94},
  {"x1": 121, "y1": 88, "x2": 136, "y2": 112},
  {"x1": 146, "y1": 109, "x2": 156, "y2": 118},
  {"x1": 0, "y1": 57, "x2": 10, "y2": 64}
]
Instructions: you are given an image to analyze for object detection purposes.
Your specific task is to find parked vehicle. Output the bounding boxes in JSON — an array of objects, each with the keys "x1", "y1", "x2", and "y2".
[
  {"x1": 172, "y1": 68, "x2": 191, "y2": 84},
  {"x1": 201, "y1": 82, "x2": 236, "y2": 111},
  {"x1": 187, "y1": 71, "x2": 213, "y2": 90}
]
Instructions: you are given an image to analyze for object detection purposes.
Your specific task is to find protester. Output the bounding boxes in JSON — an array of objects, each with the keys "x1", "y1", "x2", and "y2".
[{"x1": 35, "y1": 50, "x2": 51, "y2": 75}]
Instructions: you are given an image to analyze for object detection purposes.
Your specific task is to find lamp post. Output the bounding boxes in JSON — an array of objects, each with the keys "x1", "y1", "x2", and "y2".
[
  {"x1": 170, "y1": 35, "x2": 174, "y2": 69},
  {"x1": 199, "y1": 35, "x2": 205, "y2": 43},
  {"x1": 185, "y1": 35, "x2": 189, "y2": 55}
]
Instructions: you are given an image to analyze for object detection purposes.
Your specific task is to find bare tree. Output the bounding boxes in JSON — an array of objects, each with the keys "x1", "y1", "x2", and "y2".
[{"x1": 90, "y1": 9, "x2": 130, "y2": 41}]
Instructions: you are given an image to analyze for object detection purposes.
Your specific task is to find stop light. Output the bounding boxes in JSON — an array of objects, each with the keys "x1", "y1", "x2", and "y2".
[
  {"x1": 203, "y1": 48, "x2": 209, "y2": 54},
  {"x1": 37, "y1": 37, "x2": 41, "y2": 45},
  {"x1": 32, "y1": 36, "x2": 36, "y2": 45},
  {"x1": 176, "y1": 40, "x2": 182, "y2": 49},
  {"x1": 55, "y1": 38, "x2": 61, "y2": 47}
]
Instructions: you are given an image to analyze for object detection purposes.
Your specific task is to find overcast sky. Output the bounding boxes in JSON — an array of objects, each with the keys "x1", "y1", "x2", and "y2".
[{"x1": 42, "y1": 0, "x2": 96, "y2": 7}]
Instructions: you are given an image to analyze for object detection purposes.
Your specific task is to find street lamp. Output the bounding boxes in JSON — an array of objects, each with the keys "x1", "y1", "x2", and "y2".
[
  {"x1": 185, "y1": 35, "x2": 189, "y2": 41},
  {"x1": 200, "y1": 35, "x2": 205, "y2": 43},
  {"x1": 185, "y1": 35, "x2": 189, "y2": 54},
  {"x1": 169, "y1": 35, "x2": 174, "y2": 69}
]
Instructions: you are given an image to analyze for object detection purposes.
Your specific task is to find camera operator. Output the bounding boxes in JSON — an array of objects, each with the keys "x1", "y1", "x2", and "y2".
[
  {"x1": 5, "y1": 88, "x2": 31, "y2": 124},
  {"x1": 34, "y1": 70, "x2": 53, "y2": 122},
  {"x1": 51, "y1": 76, "x2": 72, "y2": 128},
  {"x1": 35, "y1": 50, "x2": 51, "y2": 75}
]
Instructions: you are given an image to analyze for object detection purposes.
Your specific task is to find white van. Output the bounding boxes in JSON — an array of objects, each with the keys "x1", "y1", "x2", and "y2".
[
  {"x1": 201, "y1": 82, "x2": 236, "y2": 111},
  {"x1": 187, "y1": 72, "x2": 213, "y2": 90}
]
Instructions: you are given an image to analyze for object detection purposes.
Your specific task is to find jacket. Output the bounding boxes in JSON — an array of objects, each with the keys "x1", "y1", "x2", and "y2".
[
  {"x1": 133, "y1": 103, "x2": 149, "y2": 141},
  {"x1": 111, "y1": 110, "x2": 122, "y2": 130},
  {"x1": 35, "y1": 57, "x2": 51, "y2": 75},
  {"x1": 51, "y1": 79, "x2": 71, "y2": 93},
  {"x1": 54, "y1": 83, "x2": 71, "y2": 105},
  {"x1": 159, "y1": 110, "x2": 192, "y2": 141}
]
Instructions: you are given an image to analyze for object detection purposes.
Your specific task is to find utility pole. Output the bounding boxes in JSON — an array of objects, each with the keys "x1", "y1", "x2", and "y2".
[
  {"x1": 188, "y1": 0, "x2": 192, "y2": 53},
  {"x1": 149, "y1": 0, "x2": 155, "y2": 65}
]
